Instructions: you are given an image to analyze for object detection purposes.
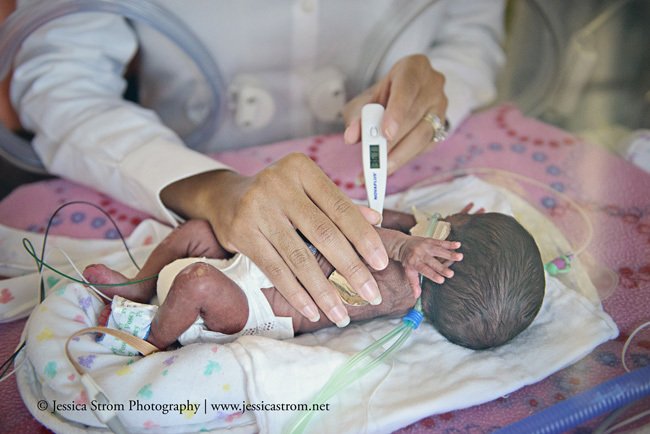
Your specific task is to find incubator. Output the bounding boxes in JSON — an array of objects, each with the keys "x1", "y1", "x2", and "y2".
[
  {"x1": 499, "y1": 0, "x2": 650, "y2": 154},
  {"x1": 0, "y1": 0, "x2": 226, "y2": 172}
]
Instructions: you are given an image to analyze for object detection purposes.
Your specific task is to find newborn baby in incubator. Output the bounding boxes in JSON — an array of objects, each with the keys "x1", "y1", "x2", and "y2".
[{"x1": 83, "y1": 206, "x2": 545, "y2": 353}]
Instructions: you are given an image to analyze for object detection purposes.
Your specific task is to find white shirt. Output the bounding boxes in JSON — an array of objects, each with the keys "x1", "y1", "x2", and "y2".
[{"x1": 11, "y1": 0, "x2": 505, "y2": 225}]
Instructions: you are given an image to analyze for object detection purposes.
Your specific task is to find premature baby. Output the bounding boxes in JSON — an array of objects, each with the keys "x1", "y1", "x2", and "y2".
[{"x1": 84, "y1": 206, "x2": 545, "y2": 353}]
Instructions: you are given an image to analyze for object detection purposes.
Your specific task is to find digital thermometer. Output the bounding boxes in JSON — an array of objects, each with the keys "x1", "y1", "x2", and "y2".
[{"x1": 361, "y1": 104, "x2": 388, "y2": 226}]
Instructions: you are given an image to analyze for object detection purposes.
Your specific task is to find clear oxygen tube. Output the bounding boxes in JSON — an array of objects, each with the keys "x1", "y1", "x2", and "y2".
[
  {"x1": 286, "y1": 216, "x2": 439, "y2": 434},
  {"x1": 0, "y1": 0, "x2": 226, "y2": 173}
]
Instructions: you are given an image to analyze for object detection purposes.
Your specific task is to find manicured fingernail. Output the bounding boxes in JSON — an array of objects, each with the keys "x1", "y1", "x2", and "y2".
[
  {"x1": 358, "y1": 281, "x2": 382, "y2": 305},
  {"x1": 330, "y1": 306, "x2": 350, "y2": 328},
  {"x1": 344, "y1": 126, "x2": 354, "y2": 144},
  {"x1": 384, "y1": 120, "x2": 399, "y2": 141},
  {"x1": 369, "y1": 250, "x2": 389, "y2": 270},
  {"x1": 336, "y1": 317, "x2": 350, "y2": 328},
  {"x1": 302, "y1": 304, "x2": 320, "y2": 322},
  {"x1": 387, "y1": 159, "x2": 396, "y2": 176},
  {"x1": 362, "y1": 207, "x2": 382, "y2": 225}
]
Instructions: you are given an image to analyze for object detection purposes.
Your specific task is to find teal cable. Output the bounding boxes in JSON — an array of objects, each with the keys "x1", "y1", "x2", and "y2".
[{"x1": 22, "y1": 238, "x2": 158, "y2": 287}]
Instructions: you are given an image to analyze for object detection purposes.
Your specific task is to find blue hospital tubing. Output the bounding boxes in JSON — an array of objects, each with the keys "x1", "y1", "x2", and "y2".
[{"x1": 495, "y1": 365, "x2": 650, "y2": 434}]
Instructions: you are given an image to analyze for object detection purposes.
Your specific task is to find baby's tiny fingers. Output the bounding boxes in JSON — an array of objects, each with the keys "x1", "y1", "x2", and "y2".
[
  {"x1": 431, "y1": 239, "x2": 461, "y2": 249},
  {"x1": 424, "y1": 258, "x2": 455, "y2": 277},
  {"x1": 459, "y1": 203, "x2": 474, "y2": 214},
  {"x1": 423, "y1": 244, "x2": 463, "y2": 261},
  {"x1": 417, "y1": 263, "x2": 447, "y2": 283}
]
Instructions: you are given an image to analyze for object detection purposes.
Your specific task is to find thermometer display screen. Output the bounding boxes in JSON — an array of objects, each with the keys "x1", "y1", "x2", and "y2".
[{"x1": 369, "y1": 145, "x2": 380, "y2": 169}]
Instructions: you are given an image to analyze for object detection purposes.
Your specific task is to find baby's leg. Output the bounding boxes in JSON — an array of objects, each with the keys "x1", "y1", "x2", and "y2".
[
  {"x1": 82, "y1": 264, "x2": 151, "y2": 303},
  {"x1": 147, "y1": 262, "x2": 249, "y2": 350},
  {"x1": 83, "y1": 220, "x2": 230, "y2": 303}
]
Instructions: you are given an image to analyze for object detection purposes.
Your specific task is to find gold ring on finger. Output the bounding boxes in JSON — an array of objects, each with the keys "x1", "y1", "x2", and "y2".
[{"x1": 422, "y1": 113, "x2": 449, "y2": 143}]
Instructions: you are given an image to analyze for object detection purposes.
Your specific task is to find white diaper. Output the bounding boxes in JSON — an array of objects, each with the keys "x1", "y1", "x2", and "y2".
[{"x1": 101, "y1": 254, "x2": 294, "y2": 354}]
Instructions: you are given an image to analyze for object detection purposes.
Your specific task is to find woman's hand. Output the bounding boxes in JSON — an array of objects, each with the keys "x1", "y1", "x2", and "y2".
[
  {"x1": 160, "y1": 153, "x2": 389, "y2": 327},
  {"x1": 343, "y1": 54, "x2": 448, "y2": 178}
]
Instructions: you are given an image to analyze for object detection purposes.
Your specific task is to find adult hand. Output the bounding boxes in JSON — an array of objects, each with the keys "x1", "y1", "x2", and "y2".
[
  {"x1": 160, "y1": 153, "x2": 389, "y2": 327},
  {"x1": 343, "y1": 54, "x2": 448, "y2": 179}
]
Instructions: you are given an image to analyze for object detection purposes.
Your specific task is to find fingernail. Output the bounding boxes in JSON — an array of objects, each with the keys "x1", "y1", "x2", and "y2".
[
  {"x1": 354, "y1": 173, "x2": 364, "y2": 187},
  {"x1": 330, "y1": 306, "x2": 350, "y2": 328},
  {"x1": 384, "y1": 119, "x2": 399, "y2": 141},
  {"x1": 358, "y1": 281, "x2": 382, "y2": 305},
  {"x1": 369, "y1": 250, "x2": 389, "y2": 270},
  {"x1": 344, "y1": 126, "x2": 354, "y2": 144},
  {"x1": 387, "y1": 159, "x2": 396, "y2": 176},
  {"x1": 302, "y1": 304, "x2": 320, "y2": 322},
  {"x1": 363, "y1": 207, "x2": 382, "y2": 225}
]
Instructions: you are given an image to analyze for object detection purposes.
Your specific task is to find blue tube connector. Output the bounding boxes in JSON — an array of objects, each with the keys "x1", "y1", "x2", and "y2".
[
  {"x1": 495, "y1": 365, "x2": 650, "y2": 434},
  {"x1": 403, "y1": 308, "x2": 424, "y2": 329}
]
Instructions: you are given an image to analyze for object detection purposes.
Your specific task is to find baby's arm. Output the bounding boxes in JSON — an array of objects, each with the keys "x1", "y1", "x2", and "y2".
[
  {"x1": 380, "y1": 209, "x2": 416, "y2": 233},
  {"x1": 376, "y1": 227, "x2": 463, "y2": 297}
]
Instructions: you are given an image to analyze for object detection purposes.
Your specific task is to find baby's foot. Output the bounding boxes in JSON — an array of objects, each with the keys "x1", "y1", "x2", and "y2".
[{"x1": 83, "y1": 264, "x2": 149, "y2": 302}]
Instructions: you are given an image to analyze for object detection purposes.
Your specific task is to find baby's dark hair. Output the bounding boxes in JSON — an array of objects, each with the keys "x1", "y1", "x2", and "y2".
[{"x1": 421, "y1": 213, "x2": 545, "y2": 350}]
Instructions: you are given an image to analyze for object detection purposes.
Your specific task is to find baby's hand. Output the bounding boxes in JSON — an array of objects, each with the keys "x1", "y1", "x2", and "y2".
[
  {"x1": 399, "y1": 237, "x2": 463, "y2": 297},
  {"x1": 458, "y1": 202, "x2": 485, "y2": 215}
]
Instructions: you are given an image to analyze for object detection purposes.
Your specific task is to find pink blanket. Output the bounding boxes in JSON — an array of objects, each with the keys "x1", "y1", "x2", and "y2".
[{"x1": 1, "y1": 104, "x2": 649, "y2": 433}]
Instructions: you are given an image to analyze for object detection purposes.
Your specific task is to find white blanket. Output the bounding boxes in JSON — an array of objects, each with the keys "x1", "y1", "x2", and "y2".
[
  {"x1": 232, "y1": 176, "x2": 618, "y2": 433},
  {"x1": 12, "y1": 176, "x2": 618, "y2": 434}
]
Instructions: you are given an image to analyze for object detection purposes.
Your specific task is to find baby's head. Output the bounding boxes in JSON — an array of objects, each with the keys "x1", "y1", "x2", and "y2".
[{"x1": 421, "y1": 212, "x2": 545, "y2": 350}]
